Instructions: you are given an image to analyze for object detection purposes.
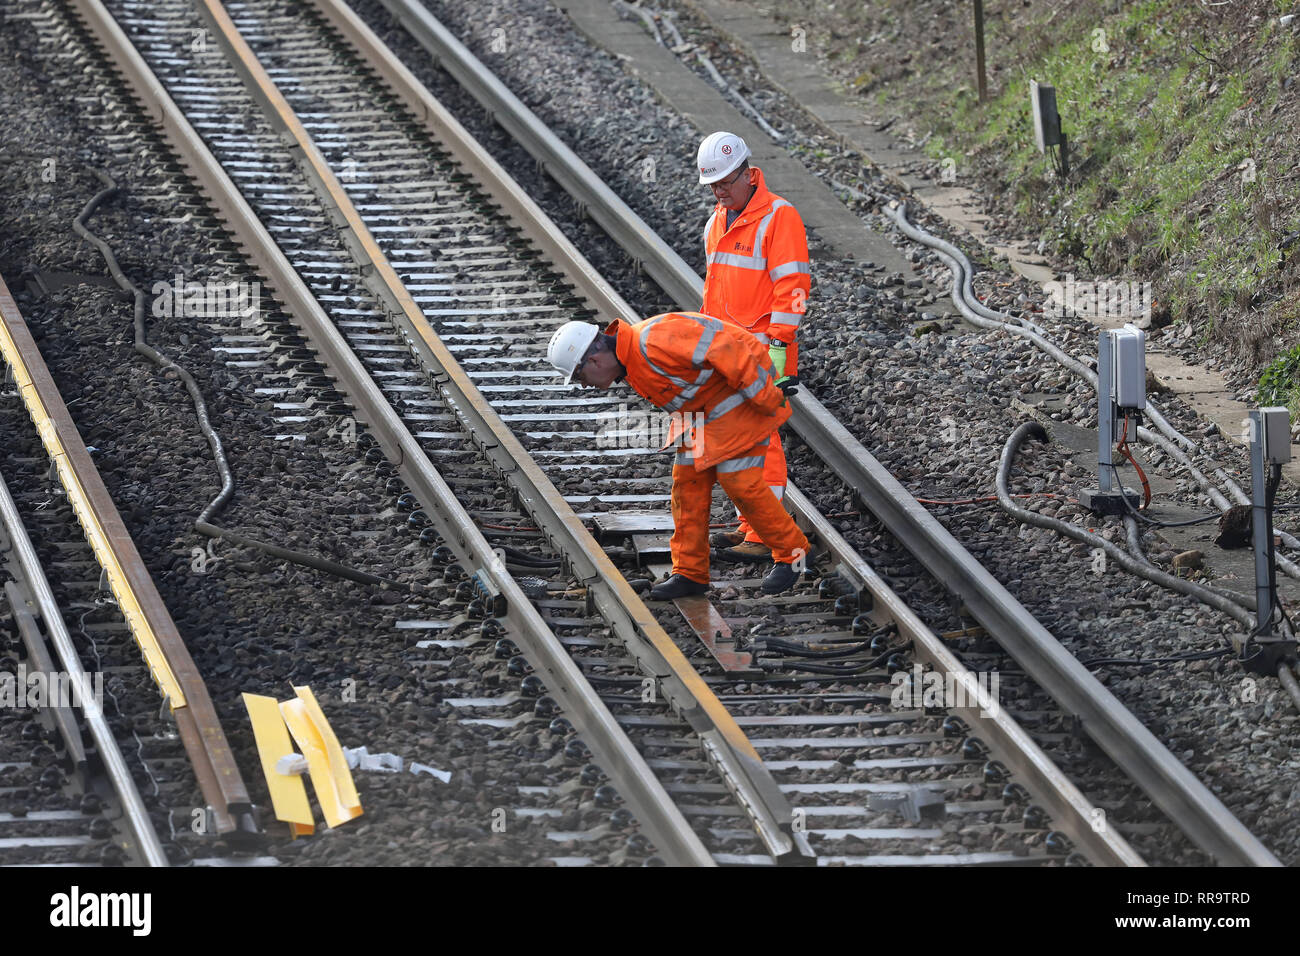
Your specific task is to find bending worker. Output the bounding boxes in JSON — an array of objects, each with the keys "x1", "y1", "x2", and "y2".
[
  {"x1": 697, "y1": 131, "x2": 810, "y2": 563},
  {"x1": 547, "y1": 313, "x2": 813, "y2": 598}
]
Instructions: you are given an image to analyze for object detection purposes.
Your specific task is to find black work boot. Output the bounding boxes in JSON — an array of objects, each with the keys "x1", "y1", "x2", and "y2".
[
  {"x1": 761, "y1": 549, "x2": 819, "y2": 595},
  {"x1": 650, "y1": 574, "x2": 710, "y2": 600},
  {"x1": 761, "y1": 561, "x2": 800, "y2": 595}
]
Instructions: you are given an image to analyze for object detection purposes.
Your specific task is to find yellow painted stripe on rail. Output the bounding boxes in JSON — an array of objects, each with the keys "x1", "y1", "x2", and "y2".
[{"x1": 0, "y1": 316, "x2": 186, "y2": 708}]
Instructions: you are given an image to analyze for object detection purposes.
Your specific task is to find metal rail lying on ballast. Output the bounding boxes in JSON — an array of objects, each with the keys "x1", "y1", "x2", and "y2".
[{"x1": 0, "y1": 274, "x2": 251, "y2": 841}]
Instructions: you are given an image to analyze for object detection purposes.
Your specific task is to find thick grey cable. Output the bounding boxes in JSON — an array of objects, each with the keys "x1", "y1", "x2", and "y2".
[
  {"x1": 1123, "y1": 515, "x2": 1156, "y2": 570},
  {"x1": 1276, "y1": 662, "x2": 1300, "y2": 712},
  {"x1": 886, "y1": 204, "x2": 1098, "y2": 383},
  {"x1": 72, "y1": 169, "x2": 400, "y2": 589},
  {"x1": 998, "y1": 422, "x2": 1256, "y2": 628},
  {"x1": 888, "y1": 203, "x2": 1300, "y2": 575}
]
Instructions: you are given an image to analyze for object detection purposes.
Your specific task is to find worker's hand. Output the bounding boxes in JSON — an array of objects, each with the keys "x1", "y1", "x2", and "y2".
[{"x1": 776, "y1": 374, "x2": 800, "y2": 397}]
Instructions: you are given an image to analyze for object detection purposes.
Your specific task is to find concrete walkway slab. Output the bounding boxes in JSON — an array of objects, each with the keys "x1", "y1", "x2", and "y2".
[{"x1": 556, "y1": 0, "x2": 912, "y2": 275}]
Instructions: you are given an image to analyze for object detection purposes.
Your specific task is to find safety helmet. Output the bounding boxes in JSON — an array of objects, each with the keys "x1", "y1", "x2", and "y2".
[
  {"x1": 547, "y1": 320, "x2": 601, "y2": 384},
  {"x1": 697, "y1": 131, "x2": 751, "y2": 184}
]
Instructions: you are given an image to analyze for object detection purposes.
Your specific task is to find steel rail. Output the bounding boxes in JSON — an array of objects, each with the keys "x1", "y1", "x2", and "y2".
[
  {"x1": 0, "y1": 274, "x2": 251, "y2": 836},
  {"x1": 374, "y1": 0, "x2": 1280, "y2": 866},
  {"x1": 70, "y1": 0, "x2": 714, "y2": 865},
  {"x1": 0, "y1": 471, "x2": 169, "y2": 866}
]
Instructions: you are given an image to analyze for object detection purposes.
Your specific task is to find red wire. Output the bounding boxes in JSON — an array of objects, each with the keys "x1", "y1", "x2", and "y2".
[{"x1": 1116, "y1": 416, "x2": 1152, "y2": 509}]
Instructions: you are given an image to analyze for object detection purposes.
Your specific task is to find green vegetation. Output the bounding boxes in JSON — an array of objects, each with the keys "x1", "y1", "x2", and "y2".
[
  {"x1": 1258, "y1": 343, "x2": 1300, "y2": 414},
  {"x1": 898, "y1": 0, "x2": 1300, "y2": 391}
]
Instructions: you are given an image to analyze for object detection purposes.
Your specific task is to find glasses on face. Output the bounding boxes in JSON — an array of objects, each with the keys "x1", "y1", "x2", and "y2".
[
  {"x1": 710, "y1": 168, "x2": 746, "y2": 193},
  {"x1": 574, "y1": 350, "x2": 598, "y2": 386}
]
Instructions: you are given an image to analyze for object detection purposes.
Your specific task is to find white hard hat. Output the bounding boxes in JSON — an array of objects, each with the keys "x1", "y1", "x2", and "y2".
[
  {"x1": 697, "y1": 131, "x2": 751, "y2": 184},
  {"x1": 547, "y1": 320, "x2": 601, "y2": 384}
]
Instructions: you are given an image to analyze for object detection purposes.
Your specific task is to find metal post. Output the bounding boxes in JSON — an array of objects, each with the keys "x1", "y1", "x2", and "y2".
[
  {"x1": 973, "y1": 0, "x2": 988, "y2": 103},
  {"x1": 1097, "y1": 331, "x2": 1114, "y2": 494},
  {"x1": 1250, "y1": 409, "x2": 1277, "y2": 637}
]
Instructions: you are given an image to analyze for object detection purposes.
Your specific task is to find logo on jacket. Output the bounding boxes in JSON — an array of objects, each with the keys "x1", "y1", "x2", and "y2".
[{"x1": 733, "y1": 242, "x2": 752, "y2": 253}]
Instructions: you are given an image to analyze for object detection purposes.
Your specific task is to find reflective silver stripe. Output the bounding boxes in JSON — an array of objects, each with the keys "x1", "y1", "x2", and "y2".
[
  {"x1": 665, "y1": 366, "x2": 717, "y2": 411},
  {"x1": 703, "y1": 209, "x2": 718, "y2": 247},
  {"x1": 752, "y1": 331, "x2": 770, "y2": 345},
  {"x1": 638, "y1": 318, "x2": 692, "y2": 390},
  {"x1": 770, "y1": 485, "x2": 786, "y2": 500},
  {"x1": 708, "y1": 251, "x2": 767, "y2": 271},
  {"x1": 769, "y1": 310, "x2": 804, "y2": 327},
  {"x1": 739, "y1": 364, "x2": 770, "y2": 401},
  {"x1": 690, "y1": 323, "x2": 722, "y2": 366},
  {"x1": 769, "y1": 261, "x2": 810, "y2": 282},
  {"x1": 753, "y1": 199, "x2": 790, "y2": 256},
  {"x1": 757, "y1": 436, "x2": 771, "y2": 447},
  {"x1": 674, "y1": 451, "x2": 695, "y2": 466},
  {"x1": 718, "y1": 454, "x2": 766, "y2": 474},
  {"x1": 638, "y1": 315, "x2": 724, "y2": 408},
  {"x1": 706, "y1": 391, "x2": 745, "y2": 423}
]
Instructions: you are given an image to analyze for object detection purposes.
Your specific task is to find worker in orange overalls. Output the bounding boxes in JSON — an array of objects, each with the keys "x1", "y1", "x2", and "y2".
[
  {"x1": 547, "y1": 313, "x2": 814, "y2": 598},
  {"x1": 696, "y1": 131, "x2": 810, "y2": 564}
]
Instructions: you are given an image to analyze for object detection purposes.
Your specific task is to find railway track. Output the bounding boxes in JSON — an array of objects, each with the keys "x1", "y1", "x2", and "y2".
[
  {"x1": 0, "y1": 276, "x2": 271, "y2": 867},
  {"x1": 17, "y1": 0, "x2": 1268, "y2": 865},
  {"x1": 50, "y1": 0, "x2": 1164, "y2": 868}
]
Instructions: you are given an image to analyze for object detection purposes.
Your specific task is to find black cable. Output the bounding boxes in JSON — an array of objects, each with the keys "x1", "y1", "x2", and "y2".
[
  {"x1": 74, "y1": 170, "x2": 405, "y2": 590},
  {"x1": 755, "y1": 643, "x2": 909, "y2": 675},
  {"x1": 758, "y1": 637, "x2": 869, "y2": 659},
  {"x1": 1078, "y1": 648, "x2": 1231, "y2": 669},
  {"x1": 1105, "y1": 462, "x2": 1223, "y2": 526}
]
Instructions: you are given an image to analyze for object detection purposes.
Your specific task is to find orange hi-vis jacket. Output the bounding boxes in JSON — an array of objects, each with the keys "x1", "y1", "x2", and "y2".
[
  {"x1": 609, "y1": 312, "x2": 791, "y2": 470},
  {"x1": 702, "y1": 167, "x2": 810, "y2": 373}
]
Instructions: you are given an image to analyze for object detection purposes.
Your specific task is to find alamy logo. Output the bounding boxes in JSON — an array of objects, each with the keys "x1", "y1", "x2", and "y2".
[
  {"x1": 0, "y1": 665, "x2": 103, "y2": 719},
  {"x1": 50, "y1": 886, "x2": 151, "y2": 936},
  {"x1": 1040, "y1": 274, "x2": 1152, "y2": 321},
  {"x1": 890, "y1": 665, "x2": 1000, "y2": 718},
  {"x1": 151, "y1": 273, "x2": 260, "y2": 320},
  {"x1": 595, "y1": 404, "x2": 706, "y2": 452}
]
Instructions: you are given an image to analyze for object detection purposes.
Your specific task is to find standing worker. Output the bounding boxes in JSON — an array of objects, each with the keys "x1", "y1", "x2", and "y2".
[
  {"x1": 546, "y1": 313, "x2": 813, "y2": 598},
  {"x1": 696, "y1": 131, "x2": 811, "y2": 563}
]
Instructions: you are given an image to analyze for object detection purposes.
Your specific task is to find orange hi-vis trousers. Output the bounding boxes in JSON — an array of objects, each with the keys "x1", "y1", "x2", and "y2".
[
  {"x1": 671, "y1": 438, "x2": 809, "y2": 585},
  {"x1": 735, "y1": 427, "x2": 786, "y2": 543}
]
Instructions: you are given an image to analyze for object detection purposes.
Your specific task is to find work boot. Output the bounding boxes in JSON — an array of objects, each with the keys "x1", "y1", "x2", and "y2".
[
  {"x1": 710, "y1": 530, "x2": 745, "y2": 549},
  {"x1": 650, "y1": 574, "x2": 710, "y2": 600},
  {"x1": 761, "y1": 549, "x2": 820, "y2": 595},
  {"x1": 761, "y1": 562, "x2": 800, "y2": 595},
  {"x1": 714, "y1": 540, "x2": 771, "y2": 564}
]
